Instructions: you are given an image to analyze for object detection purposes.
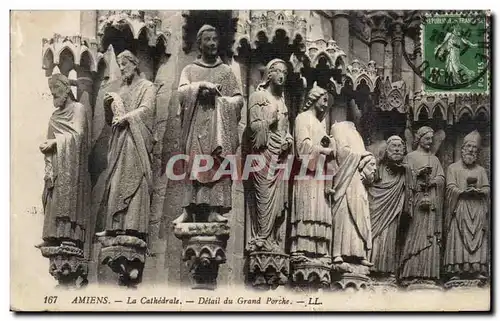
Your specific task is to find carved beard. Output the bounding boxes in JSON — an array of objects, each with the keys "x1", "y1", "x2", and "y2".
[{"x1": 462, "y1": 152, "x2": 477, "y2": 165}]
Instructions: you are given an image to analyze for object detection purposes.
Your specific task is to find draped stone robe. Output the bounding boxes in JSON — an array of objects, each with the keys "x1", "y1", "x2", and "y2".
[
  {"x1": 97, "y1": 78, "x2": 156, "y2": 238},
  {"x1": 330, "y1": 121, "x2": 372, "y2": 261},
  {"x1": 177, "y1": 57, "x2": 243, "y2": 213},
  {"x1": 368, "y1": 162, "x2": 410, "y2": 274},
  {"x1": 400, "y1": 150, "x2": 445, "y2": 280},
  {"x1": 444, "y1": 160, "x2": 489, "y2": 275},
  {"x1": 247, "y1": 89, "x2": 292, "y2": 251},
  {"x1": 290, "y1": 110, "x2": 333, "y2": 258},
  {"x1": 42, "y1": 101, "x2": 91, "y2": 248}
]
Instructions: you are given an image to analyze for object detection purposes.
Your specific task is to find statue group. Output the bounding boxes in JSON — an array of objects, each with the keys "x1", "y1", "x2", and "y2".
[{"x1": 36, "y1": 25, "x2": 490, "y2": 291}]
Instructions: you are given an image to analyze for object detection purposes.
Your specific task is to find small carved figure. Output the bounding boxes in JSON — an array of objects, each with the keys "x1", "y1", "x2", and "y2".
[
  {"x1": 444, "y1": 130, "x2": 489, "y2": 285},
  {"x1": 367, "y1": 136, "x2": 410, "y2": 284},
  {"x1": 172, "y1": 24, "x2": 244, "y2": 225},
  {"x1": 95, "y1": 50, "x2": 156, "y2": 287},
  {"x1": 36, "y1": 74, "x2": 92, "y2": 287},
  {"x1": 399, "y1": 126, "x2": 445, "y2": 288},
  {"x1": 290, "y1": 86, "x2": 334, "y2": 290}
]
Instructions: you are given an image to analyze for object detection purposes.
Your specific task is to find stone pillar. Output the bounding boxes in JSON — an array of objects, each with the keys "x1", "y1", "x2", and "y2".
[
  {"x1": 369, "y1": 14, "x2": 388, "y2": 77},
  {"x1": 390, "y1": 13, "x2": 404, "y2": 82},
  {"x1": 332, "y1": 11, "x2": 350, "y2": 58},
  {"x1": 80, "y1": 11, "x2": 97, "y2": 39},
  {"x1": 413, "y1": 31, "x2": 423, "y2": 95}
]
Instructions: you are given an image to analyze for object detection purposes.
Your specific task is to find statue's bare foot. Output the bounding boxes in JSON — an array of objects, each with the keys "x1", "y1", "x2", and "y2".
[
  {"x1": 172, "y1": 210, "x2": 189, "y2": 226},
  {"x1": 360, "y1": 259, "x2": 374, "y2": 267},
  {"x1": 333, "y1": 256, "x2": 343, "y2": 264},
  {"x1": 207, "y1": 212, "x2": 229, "y2": 223},
  {"x1": 129, "y1": 269, "x2": 139, "y2": 280},
  {"x1": 95, "y1": 231, "x2": 108, "y2": 237},
  {"x1": 34, "y1": 241, "x2": 49, "y2": 249}
]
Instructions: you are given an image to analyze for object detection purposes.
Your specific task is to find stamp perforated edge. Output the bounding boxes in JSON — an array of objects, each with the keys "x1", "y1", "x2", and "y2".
[{"x1": 419, "y1": 10, "x2": 491, "y2": 96}]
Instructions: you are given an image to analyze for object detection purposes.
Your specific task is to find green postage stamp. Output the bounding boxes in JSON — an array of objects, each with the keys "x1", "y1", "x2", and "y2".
[{"x1": 421, "y1": 12, "x2": 490, "y2": 94}]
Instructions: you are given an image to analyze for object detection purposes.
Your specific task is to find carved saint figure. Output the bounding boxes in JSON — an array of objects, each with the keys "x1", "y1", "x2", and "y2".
[
  {"x1": 290, "y1": 86, "x2": 334, "y2": 260},
  {"x1": 95, "y1": 50, "x2": 156, "y2": 240},
  {"x1": 37, "y1": 74, "x2": 91, "y2": 248},
  {"x1": 247, "y1": 59, "x2": 293, "y2": 252},
  {"x1": 444, "y1": 130, "x2": 489, "y2": 280},
  {"x1": 368, "y1": 136, "x2": 409, "y2": 276},
  {"x1": 400, "y1": 126, "x2": 445, "y2": 284},
  {"x1": 329, "y1": 100, "x2": 376, "y2": 267},
  {"x1": 173, "y1": 25, "x2": 243, "y2": 224}
]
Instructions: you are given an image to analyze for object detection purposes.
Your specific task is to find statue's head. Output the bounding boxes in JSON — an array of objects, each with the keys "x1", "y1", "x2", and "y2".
[
  {"x1": 385, "y1": 135, "x2": 405, "y2": 163},
  {"x1": 304, "y1": 85, "x2": 329, "y2": 121},
  {"x1": 461, "y1": 130, "x2": 481, "y2": 165},
  {"x1": 48, "y1": 74, "x2": 75, "y2": 108},
  {"x1": 415, "y1": 126, "x2": 434, "y2": 152},
  {"x1": 117, "y1": 50, "x2": 139, "y2": 82},
  {"x1": 196, "y1": 25, "x2": 219, "y2": 60},
  {"x1": 259, "y1": 59, "x2": 288, "y2": 92}
]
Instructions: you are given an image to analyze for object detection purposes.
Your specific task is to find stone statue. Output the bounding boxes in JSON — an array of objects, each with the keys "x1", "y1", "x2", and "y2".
[
  {"x1": 329, "y1": 99, "x2": 376, "y2": 268},
  {"x1": 173, "y1": 24, "x2": 243, "y2": 225},
  {"x1": 399, "y1": 126, "x2": 445, "y2": 289},
  {"x1": 444, "y1": 130, "x2": 489, "y2": 287},
  {"x1": 245, "y1": 58, "x2": 293, "y2": 289},
  {"x1": 328, "y1": 98, "x2": 376, "y2": 290},
  {"x1": 290, "y1": 86, "x2": 334, "y2": 289},
  {"x1": 367, "y1": 136, "x2": 410, "y2": 286},
  {"x1": 36, "y1": 74, "x2": 92, "y2": 287},
  {"x1": 171, "y1": 25, "x2": 243, "y2": 290},
  {"x1": 247, "y1": 58, "x2": 293, "y2": 251},
  {"x1": 95, "y1": 50, "x2": 156, "y2": 287}
]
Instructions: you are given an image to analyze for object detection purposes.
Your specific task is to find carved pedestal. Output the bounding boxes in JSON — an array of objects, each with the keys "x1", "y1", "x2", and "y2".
[
  {"x1": 400, "y1": 279, "x2": 442, "y2": 291},
  {"x1": 290, "y1": 256, "x2": 331, "y2": 292},
  {"x1": 330, "y1": 263, "x2": 372, "y2": 291},
  {"x1": 174, "y1": 223, "x2": 229, "y2": 290},
  {"x1": 370, "y1": 273, "x2": 398, "y2": 292},
  {"x1": 97, "y1": 235, "x2": 147, "y2": 288},
  {"x1": 38, "y1": 241, "x2": 88, "y2": 288},
  {"x1": 444, "y1": 277, "x2": 489, "y2": 290},
  {"x1": 247, "y1": 251, "x2": 289, "y2": 291}
]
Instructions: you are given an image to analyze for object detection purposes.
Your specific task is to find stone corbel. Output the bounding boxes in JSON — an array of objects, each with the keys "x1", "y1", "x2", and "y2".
[
  {"x1": 97, "y1": 235, "x2": 148, "y2": 288},
  {"x1": 246, "y1": 240, "x2": 289, "y2": 290},
  {"x1": 174, "y1": 223, "x2": 230, "y2": 290},
  {"x1": 290, "y1": 256, "x2": 331, "y2": 292},
  {"x1": 37, "y1": 241, "x2": 88, "y2": 289}
]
